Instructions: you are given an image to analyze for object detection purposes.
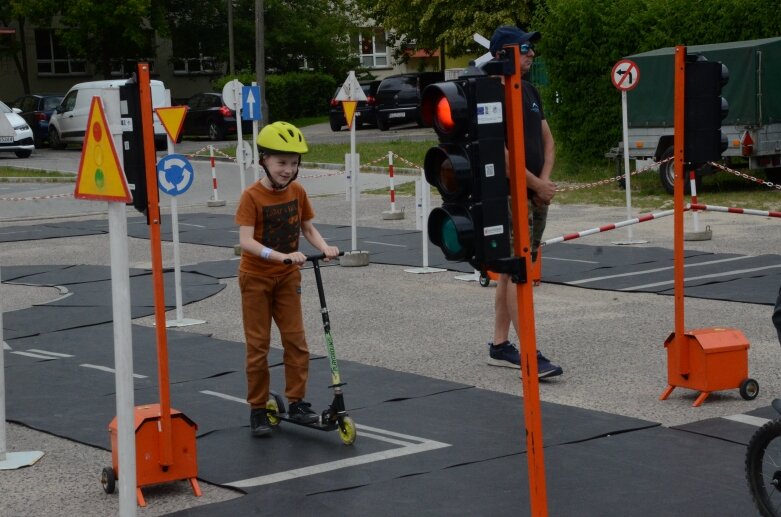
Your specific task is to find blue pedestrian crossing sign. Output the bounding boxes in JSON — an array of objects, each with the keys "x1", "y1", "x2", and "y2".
[
  {"x1": 242, "y1": 85, "x2": 262, "y2": 121},
  {"x1": 157, "y1": 154, "x2": 195, "y2": 197}
]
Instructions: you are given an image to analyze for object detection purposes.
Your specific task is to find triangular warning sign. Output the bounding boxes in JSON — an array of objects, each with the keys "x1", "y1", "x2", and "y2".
[
  {"x1": 74, "y1": 96, "x2": 132, "y2": 203},
  {"x1": 155, "y1": 106, "x2": 188, "y2": 142},
  {"x1": 342, "y1": 101, "x2": 358, "y2": 129}
]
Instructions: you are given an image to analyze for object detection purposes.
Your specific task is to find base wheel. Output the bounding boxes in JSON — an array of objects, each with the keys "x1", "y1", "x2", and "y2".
[
  {"x1": 741, "y1": 378, "x2": 760, "y2": 401},
  {"x1": 101, "y1": 466, "x2": 116, "y2": 494},
  {"x1": 338, "y1": 416, "x2": 357, "y2": 445},
  {"x1": 746, "y1": 419, "x2": 781, "y2": 516}
]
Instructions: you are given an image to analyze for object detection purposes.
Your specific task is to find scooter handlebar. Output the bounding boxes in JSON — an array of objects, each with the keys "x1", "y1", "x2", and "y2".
[{"x1": 284, "y1": 251, "x2": 345, "y2": 265}]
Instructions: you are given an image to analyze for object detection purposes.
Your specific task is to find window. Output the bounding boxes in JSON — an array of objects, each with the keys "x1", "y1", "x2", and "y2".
[
  {"x1": 34, "y1": 29, "x2": 86, "y2": 75},
  {"x1": 351, "y1": 29, "x2": 388, "y2": 69},
  {"x1": 172, "y1": 55, "x2": 220, "y2": 75},
  {"x1": 110, "y1": 59, "x2": 156, "y2": 77}
]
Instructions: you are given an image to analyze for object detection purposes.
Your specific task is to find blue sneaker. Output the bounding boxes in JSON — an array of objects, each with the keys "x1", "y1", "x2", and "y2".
[
  {"x1": 487, "y1": 341, "x2": 521, "y2": 369},
  {"x1": 536, "y1": 351, "x2": 563, "y2": 379}
]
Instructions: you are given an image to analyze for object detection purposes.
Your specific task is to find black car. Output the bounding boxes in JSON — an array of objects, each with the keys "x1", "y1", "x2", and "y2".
[
  {"x1": 374, "y1": 72, "x2": 444, "y2": 131},
  {"x1": 328, "y1": 80, "x2": 381, "y2": 132},
  {"x1": 9, "y1": 94, "x2": 64, "y2": 147},
  {"x1": 180, "y1": 92, "x2": 253, "y2": 141}
]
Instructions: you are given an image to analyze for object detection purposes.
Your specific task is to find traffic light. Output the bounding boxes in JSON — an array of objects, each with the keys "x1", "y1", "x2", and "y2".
[
  {"x1": 684, "y1": 54, "x2": 729, "y2": 165},
  {"x1": 119, "y1": 79, "x2": 149, "y2": 215},
  {"x1": 420, "y1": 68, "x2": 511, "y2": 271}
]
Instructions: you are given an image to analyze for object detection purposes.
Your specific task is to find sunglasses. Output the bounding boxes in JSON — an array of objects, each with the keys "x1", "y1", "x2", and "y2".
[{"x1": 520, "y1": 43, "x2": 535, "y2": 55}]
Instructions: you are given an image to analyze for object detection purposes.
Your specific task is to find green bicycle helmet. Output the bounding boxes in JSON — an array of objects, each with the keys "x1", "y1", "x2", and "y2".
[{"x1": 257, "y1": 121, "x2": 309, "y2": 155}]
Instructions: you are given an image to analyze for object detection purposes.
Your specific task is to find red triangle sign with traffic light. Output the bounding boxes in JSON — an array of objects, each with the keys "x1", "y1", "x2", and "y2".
[
  {"x1": 155, "y1": 106, "x2": 188, "y2": 142},
  {"x1": 74, "y1": 97, "x2": 132, "y2": 203}
]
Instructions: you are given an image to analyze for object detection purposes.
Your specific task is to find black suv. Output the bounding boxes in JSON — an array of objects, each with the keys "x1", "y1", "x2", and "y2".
[
  {"x1": 374, "y1": 72, "x2": 444, "y2": 131},
  {"x1": 328, "y1": 80, "x2": 381, "y2": 131}
]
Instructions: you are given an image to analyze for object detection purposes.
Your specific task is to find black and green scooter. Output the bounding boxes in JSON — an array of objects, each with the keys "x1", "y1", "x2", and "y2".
[{"x1": 269, "y1": 252, "x2": 356, "y2": 445}]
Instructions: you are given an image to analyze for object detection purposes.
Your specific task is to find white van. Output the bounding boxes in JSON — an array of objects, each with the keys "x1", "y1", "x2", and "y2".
[{"x1": 48, "y1": 79, "x2": 168, "y2": 150}]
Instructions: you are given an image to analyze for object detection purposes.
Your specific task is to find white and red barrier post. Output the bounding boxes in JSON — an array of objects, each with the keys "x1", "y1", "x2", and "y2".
[
  {"x1": 406, "y1": 169, "x2": 446, "y2": 274},
  {"x1": 382, "y1": 151, "x2": 404, "y2": 220},
  {"x1": 684, "y1": 170, "x2": 711, "y2": 240},
  {"x1": 207, "y1": 145, "x2": 226, "y2": 207}
]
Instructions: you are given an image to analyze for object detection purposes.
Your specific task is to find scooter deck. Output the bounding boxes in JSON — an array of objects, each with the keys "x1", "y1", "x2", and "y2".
[{"x1": 270, "y1": 412, "x2": 341, "y2": 432}]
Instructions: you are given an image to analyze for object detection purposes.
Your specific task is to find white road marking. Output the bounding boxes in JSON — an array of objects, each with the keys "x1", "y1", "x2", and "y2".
[
  {"x1": 723, "y1": 414, "x2": 770, "y2": 427},
  {"x1": 200, "y1": 390, "x2": 246, "y2": 404},
  {"x1": 544, "y1": 256, "x2": 599, "y2": 264},
  {"x1": 225, "y1": 438, "x2": 451, "y2": 488},
  {"x1": 363, "y1": 240, "x2": 407, "y2": 248},
  {"x1": 27, "y1": 349, "x2": 73, "y2": 358},
  {"x1": 80, "y1": 364, "x2": 147, "y2": 379},
  {"x1": 200, "y1": 389, "x2": 452, "y2": 488},
  {"x1": 12, "y1": 351, "x2": 58, "y2": 360},
  {"x1": 619, "y1": 263, "x2": 781, "y2": 291},
  {"x1": 570, "y1": 255, "x2": 754, "y2": 285}
]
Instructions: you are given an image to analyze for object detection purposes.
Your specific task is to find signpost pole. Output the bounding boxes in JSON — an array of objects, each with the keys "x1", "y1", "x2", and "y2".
[
  {"x1": 251, "y1": 82, "x2": 261, "y2": 182},
  {"x1": 610, "y1": 59, "x2": 647, "y2": 245}
]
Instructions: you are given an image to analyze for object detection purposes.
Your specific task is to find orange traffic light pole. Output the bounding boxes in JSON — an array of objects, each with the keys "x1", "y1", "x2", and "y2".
[
  {"x1": 137, "y1": 63, "x2": 174, "y2": 468},
  {"x1": 503, "y1": 44, "x2": 549, "y2": 516},
  {"x1": 672, "y1": 46, "x2": 689, "y2": 376}
]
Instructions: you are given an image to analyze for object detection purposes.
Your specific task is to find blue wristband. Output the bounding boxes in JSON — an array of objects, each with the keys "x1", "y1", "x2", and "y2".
[{"x1": 260, "y1": 247, "x2": 272, "y2": 259}]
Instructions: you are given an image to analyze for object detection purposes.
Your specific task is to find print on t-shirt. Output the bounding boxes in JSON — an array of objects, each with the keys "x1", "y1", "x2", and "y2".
[{"x1": 262, "y1": 200, "x2": 300, "y2": 253}]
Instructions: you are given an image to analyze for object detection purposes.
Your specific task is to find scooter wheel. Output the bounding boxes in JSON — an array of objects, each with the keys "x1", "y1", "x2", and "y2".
[
  {"x1": 338, "y1": 416, "x2": 357, "y2": 445},
  {"x1": 479, "y1": 274, "x2": 490, "y2": 287},
  {"x1": 265, "y1": 399, "x2": 281, "y2": 427}
]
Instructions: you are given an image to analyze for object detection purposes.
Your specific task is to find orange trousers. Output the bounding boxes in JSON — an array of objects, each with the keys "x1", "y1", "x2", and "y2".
[{"x1": 239, "y1": 269, "x2": 309, "y2": 409}]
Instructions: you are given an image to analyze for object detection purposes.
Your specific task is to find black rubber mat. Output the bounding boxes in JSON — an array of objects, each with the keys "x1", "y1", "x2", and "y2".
[{"x1": 169, "y1": 423, "x2": 754, "y2": 516}]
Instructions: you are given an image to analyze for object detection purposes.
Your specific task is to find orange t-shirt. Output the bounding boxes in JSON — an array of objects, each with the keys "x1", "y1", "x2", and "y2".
[{"x1": 235, "y1": 181, "x2": 315, "y2": 277}]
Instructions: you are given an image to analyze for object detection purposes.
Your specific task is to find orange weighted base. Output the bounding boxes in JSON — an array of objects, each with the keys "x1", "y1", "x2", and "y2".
[
  {"x1": 660, "y1": 327, "x2": 751, "y2": 407},
  {"x1": 108, "y1": 404, "x2": 201, "y2": 507}
]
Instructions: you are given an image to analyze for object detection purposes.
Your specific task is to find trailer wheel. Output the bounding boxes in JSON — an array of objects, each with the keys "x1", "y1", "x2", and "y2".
[{"x1": 659, "y1": 146, "x2": 700, "y2": 195}]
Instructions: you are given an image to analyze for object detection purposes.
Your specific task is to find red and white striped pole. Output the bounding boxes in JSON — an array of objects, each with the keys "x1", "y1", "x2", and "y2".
[
  {"x1": 689, "y1": 203, "x2": 781, "y2": 219},
  {"x1": 541, "y1": 209, "x2": 675, "y2": 247},
  {"x1": 207, "y1": 144, "x2": 226, "y2": 207},
  {"x1": 382, "y1": 151, "x2": 404, "y2": 220},
  {"x1": 685, "y1": 169, "x2": 711, "y2": 240}
]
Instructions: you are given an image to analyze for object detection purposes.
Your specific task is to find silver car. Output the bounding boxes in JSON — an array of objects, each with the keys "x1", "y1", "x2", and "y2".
[{"x1": 0, "y1": 100, "x2": 35, "y2": 158}]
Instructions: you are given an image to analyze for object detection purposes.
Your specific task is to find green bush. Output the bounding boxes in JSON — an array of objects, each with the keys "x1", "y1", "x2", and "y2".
[{"x1": 213, "y1": 72, "x2": 336, "y2": 122}]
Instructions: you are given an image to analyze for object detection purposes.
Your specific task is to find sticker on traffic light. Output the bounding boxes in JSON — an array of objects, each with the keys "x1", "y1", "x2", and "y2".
[
  {"x1": 421, "y1": 71, "x2": 510, "y2": 271},
  {"x1": 684, "y1": 55, "x2": 729, "y2": 165}
]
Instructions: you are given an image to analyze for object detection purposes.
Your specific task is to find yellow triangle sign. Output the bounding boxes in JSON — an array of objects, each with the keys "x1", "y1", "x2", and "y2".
[
  {"x1": 342, "y1": 100, "x2": 358, "y2": 129},
  {"x1": 155, "y1": 106, "x2": 188, "y2": 142},
  {"x1": 74, "y1": 97, "x2": 132, "y2": 202}
]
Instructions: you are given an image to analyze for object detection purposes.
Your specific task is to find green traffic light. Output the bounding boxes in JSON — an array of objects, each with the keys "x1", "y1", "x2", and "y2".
[{"x1": 441, "y1": 218, "x2": 463, "y2": 255}]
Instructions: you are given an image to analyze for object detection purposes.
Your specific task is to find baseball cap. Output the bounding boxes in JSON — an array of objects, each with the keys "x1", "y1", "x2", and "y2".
[{"x1": 489, "y1": 25, "x2": 541, "y2": 56}]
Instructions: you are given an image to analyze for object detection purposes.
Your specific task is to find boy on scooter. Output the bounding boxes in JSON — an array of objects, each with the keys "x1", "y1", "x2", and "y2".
[{"x1": 235, "y1": 121, "x2": 340, "y2": 437}]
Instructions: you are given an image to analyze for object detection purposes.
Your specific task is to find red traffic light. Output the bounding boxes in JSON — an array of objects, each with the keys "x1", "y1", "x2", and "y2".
[{"x1": 421, "y1": 81, "x2": 469, "y2": 140}]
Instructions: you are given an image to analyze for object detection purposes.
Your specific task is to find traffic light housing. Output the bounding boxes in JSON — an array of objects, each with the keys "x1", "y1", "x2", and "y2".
[
  {"x1": 684, "y1": 55, "x2": 729, "y2": 165},
  {"x1": 421, "y1": 69, "x2": 511, "y2": 271},
  {"x1": 119, "y1": 79, "x2": 149, "y2": 215}
]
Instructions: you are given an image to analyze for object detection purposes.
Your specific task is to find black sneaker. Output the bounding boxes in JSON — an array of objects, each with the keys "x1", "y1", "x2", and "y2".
[
  {"x1": 487, "y1": 341, "x2": 521, "y2": 369},
  {"x1": 250, "y1": 408, "x2": 272, "y2": 437},
  {"x1": 288, "y1": 400, "x2": 319, "y2": 425},
  {"x1": 537, "y1": 351, "x2": 563, "y2": 379}
]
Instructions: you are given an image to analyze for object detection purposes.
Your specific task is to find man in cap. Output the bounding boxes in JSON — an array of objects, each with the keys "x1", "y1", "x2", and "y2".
[{"x1": 485, "y1": 25, "x2": 563, "y2": 379}]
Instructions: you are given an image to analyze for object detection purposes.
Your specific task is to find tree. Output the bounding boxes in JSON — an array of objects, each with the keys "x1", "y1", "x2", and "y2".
[
  {"x1": 0, "y1": 2, "x2": 34, "y2": 92},
  {"x1": 11, "y1": 0, "x2": 167, "y2": 79},
  {"x1": 355, "y1": 0, "x2": 541, "y2": 69}
]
